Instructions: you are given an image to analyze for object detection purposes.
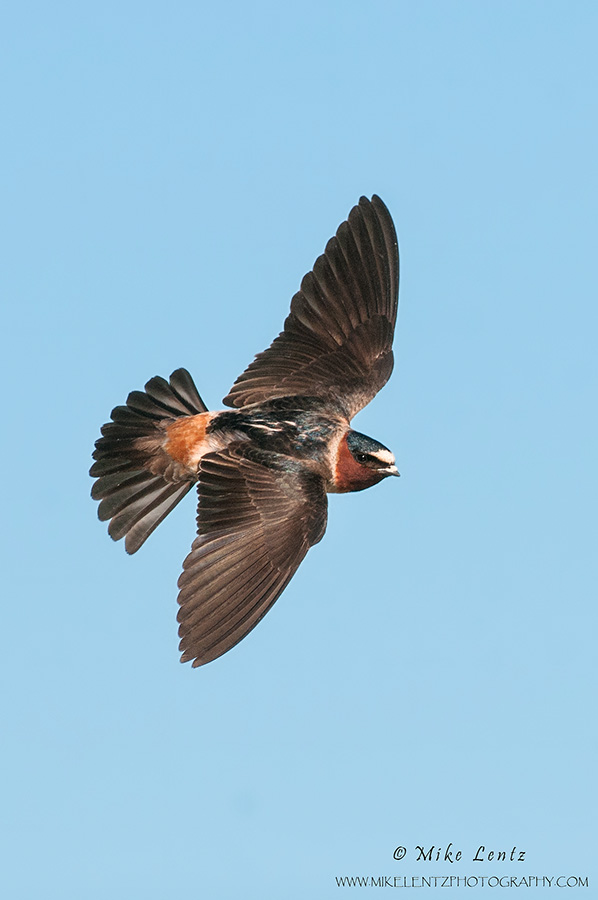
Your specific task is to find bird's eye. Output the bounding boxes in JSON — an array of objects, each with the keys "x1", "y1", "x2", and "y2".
[{"x1": 356, "y1": 453, "x2": 368, "y2": 463}]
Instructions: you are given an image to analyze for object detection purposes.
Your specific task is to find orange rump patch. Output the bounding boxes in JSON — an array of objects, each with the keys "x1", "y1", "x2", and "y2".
[{"x1": 165, "y1": 413, "x2": 214, "y2": 470}]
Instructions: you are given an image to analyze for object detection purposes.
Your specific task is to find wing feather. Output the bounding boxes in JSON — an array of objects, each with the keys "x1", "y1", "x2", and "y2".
[
  {"x1": 177, "y1": 447, "x2": 328, "y2": 666},
  {"x1": 223, "y1": 195, "x2": 399, "y2": 419}
]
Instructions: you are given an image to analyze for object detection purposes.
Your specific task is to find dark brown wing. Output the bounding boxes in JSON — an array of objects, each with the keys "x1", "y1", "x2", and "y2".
[
  {"x1": 223, "y1": 195, "x2": 399, "y2": 420},
  {"x1": 177, "y1": 447, "x2": 328, "y2": 667}
]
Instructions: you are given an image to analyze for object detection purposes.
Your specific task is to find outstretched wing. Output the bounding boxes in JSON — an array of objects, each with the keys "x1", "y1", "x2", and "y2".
[
  {"x1": 177, "y1": 446, "x2": 328, "y2": 667},
  {"x1": 223, "y1": 195, "x2": 399, "y2": 420}
]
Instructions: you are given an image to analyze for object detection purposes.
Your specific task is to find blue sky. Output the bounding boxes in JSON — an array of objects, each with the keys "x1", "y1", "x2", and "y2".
[{"x1": 2, "y1": 2, "x2": 596, "y2": 897}]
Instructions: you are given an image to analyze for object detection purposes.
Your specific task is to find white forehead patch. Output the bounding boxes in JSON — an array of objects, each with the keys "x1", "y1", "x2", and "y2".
[{"x1": 372, "y1": 448, "x2": 395, "y2": 465}]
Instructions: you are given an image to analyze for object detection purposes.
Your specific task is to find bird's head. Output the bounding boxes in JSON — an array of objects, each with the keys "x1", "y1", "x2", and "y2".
[{"x1": 332, "y1": 429, "x2": 400, "y2": 493}]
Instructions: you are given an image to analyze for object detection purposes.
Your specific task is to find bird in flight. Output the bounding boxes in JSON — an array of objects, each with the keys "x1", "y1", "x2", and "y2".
[{"x1": 91, "y1": 195, "x2": 400, "y2": 667}]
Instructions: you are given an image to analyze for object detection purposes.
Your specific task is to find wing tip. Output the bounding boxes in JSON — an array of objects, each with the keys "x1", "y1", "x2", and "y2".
[
  {"x1": 359, "y1": 194, "x2": 396, "y2": 236},
  {"x1": 178, "y1": 646, "x2": 212, "y2": 668}
]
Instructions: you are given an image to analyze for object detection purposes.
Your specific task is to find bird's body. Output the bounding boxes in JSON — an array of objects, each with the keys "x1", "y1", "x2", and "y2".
[
  {"x1": 163, "y1": 401, "x2": 343, "y2": 483},
  {"x1": 162, "y1": 399, "x2": 395, "y2": 493},
  {"x1": 91, "y1": 195, "x2": 400, "y2": 666}
]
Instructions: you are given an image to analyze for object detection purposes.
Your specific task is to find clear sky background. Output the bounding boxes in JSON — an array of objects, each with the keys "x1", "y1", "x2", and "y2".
[{"x1": 2, "y1": 2, "x2": 596, "y2": 897}]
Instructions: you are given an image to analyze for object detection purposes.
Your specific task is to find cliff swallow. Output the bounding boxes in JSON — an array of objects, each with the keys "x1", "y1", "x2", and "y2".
[{"x1": 91, "y1": 195, "x2": 400, "y2": 666}]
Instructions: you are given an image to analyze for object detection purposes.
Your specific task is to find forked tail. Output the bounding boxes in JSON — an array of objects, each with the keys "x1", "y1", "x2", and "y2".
[{"x1": 90, "y1": 368, "x2": 207, "y2": 554}]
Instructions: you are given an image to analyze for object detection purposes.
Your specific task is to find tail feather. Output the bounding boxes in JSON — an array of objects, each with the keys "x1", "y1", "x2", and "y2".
[
  {"x1": 144, "y1": 368, "x2": 206, "y2": 416},
  {"x1": 123, "y1": 483, "x2": 192, "y2": 553},
  {"x1": 91, "y1": 368, "x2": 206, "y2": 553},
  {"x1": 94, "y1": 470, "x2": 158, "y2": 519},
  {"x1": 90, "y1": 455, "x2": 142, "y2": 478},
  {"x1": 110, "y1": 481, "x2": 193, "y2": 553}
]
